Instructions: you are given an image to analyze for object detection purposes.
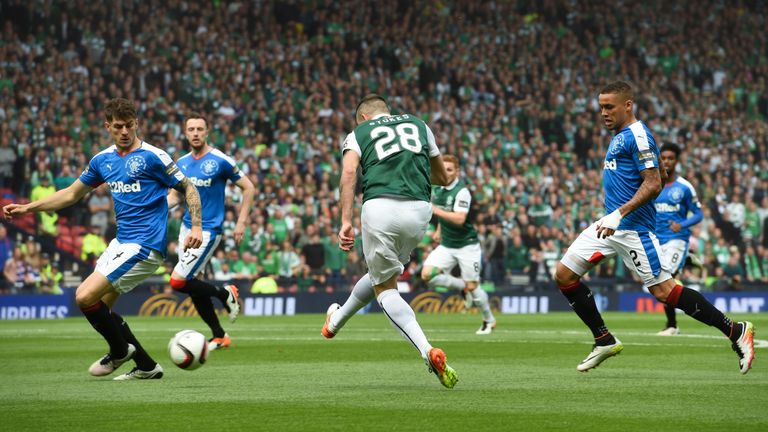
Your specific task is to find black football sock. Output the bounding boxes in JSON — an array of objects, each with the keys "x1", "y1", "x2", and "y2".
[
  {"x1": 664, "y1": 304, "x2": 678, "y2": 328},
  {"x1": 667, "y1": 284, "x2": 734, "y2": 339},
  {"x1": 112, "y1": 312, "x2": 156, "y2": 371},
  {"x1": 187, "y1": 278, "x2": 229, "y2": 307},
  {"x1": 559, "y1": 281, "x2": 615, "y2": 345},
  {"x1": 190, "y1": 294, "x2": 226, "y2": 338},
  {"x1": 172, "y1": 284, "x2": 191, "y2": 294},
  {"x1": 81, "y1": 301, "x2": 128, "y2": 357}
]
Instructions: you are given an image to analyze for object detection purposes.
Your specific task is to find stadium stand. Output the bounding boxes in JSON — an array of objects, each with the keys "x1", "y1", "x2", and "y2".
[{"x1": 0, "y1": 0, "x2": 766, "y2": 294}]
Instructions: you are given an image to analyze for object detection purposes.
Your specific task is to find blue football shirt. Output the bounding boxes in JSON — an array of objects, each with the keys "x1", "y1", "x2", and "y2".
[
  {"x1": 654, "y1": 176, "x2": 702, "y2": 243},
  {"x1": 602, "y1": 121, "x2": 660, "y2": 232},
  {"x1": 177, "y1": 148, "x2": 243, "y2": 234},
  {"x1": 79, "y1": 141, "x2": 185, "y2": 256}
]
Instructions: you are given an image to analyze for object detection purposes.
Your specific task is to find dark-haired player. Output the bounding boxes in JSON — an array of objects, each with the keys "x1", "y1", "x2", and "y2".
[
  {"x1": 553, "y1": 81, "x2": 754, "y2": 374},
  {"x1": 167, "y1": 112, "x2": 255, "y2": 350},
  {"x1": 4, "y1": 98, "x2": 204, "y2": 380},
  {"x1": 653, "y1": 143, "x2": 703, "y2": 336}
]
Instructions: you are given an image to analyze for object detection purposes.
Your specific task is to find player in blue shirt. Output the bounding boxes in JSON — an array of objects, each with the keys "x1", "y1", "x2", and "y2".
[
  {"x1": 554, "y1": 82, "x2": 754, "y2": 374},
  {"x1": 167, "y1": 112, "x2": 255, "y2": 350},
  {"x1": 3, "y1": 98, "x2": 204, "y2": 380},
  {"x1": 654, "y1": 143, "x2": 703, "y2": 336}
]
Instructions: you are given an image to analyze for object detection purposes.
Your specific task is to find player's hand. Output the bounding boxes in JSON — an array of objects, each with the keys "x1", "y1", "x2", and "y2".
[
  {"x1": 431, "y1": 204, "x2": 442, "y2": 218},
  {"x1": 669, "y1": 221, "x2": 682, "y2": 233},
  {"x1": 338, "y1": 223, "x2": 355, "y2": 252},
  {"x1": 3, "y1": 203, "x2": 28, "y2": 220},
  {"x1": 233, "y1": 221, "x2": 246, "y2": 245},
  {"x1": 431, "y1": 231, "x2": 441, "y2": 243},
  {"x1": 596, "y1": 209, "x2": 622, "y2": 239},
  {"x1": 185, "y1": 226, "x2": 203, "y2": 249}
]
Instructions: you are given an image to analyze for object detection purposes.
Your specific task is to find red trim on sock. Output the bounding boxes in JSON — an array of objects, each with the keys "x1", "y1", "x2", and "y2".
[
  {"x1": 170, "y1": 278, "x2": 187, "y2": 290},
  {"x1": 666, "y1": 284, "x2": 683, "y2": 307},
  {"x1": 558, "y1": 281, "x2": 582, "y2": 292},
  {"x1": 80, "y1": 301, "x2": 103, "y2": 313},
  {"x1": 587, "y1": 252, "x2": 606, "y2": 263},
  {"x1": 594, "y1": 332, "x2": 611, "y2": 341}
]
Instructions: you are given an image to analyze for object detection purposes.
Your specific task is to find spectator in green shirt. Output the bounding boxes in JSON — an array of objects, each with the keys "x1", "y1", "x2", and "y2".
[
  {"x1": 324, "y1": 234, "x2": 347, "y2": 289},
  {"x1": 53, "y1": 164, "x2": 76, "y2": 191},
  {"x1": 506, "y1": 233, "x2": 529, "y2": 275},
  {"x1": 232, "y1": 251, "x2": 260, "y2": 281},
  {"x1": 269, "y1": 208, "x2": 289, "y2": 245}
]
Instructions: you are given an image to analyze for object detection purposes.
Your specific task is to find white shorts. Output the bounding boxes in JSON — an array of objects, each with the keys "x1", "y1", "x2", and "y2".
[
  {"x1": 361, "y1": 198, "x2": 432, "y2": 285},
  {"x1": 560, "y1": 222, "x2": 672, "y2": 288},
  {"x1": 173, "y1": 225, "x2": 221, "y2": 280},
  {"x1": 660, "y1": 239, "x2": 688, "y2": 275},
  {"x1": 424, "y1": 243, "x2": 481, "y2": 282},
  {"x1": 95, "y1": 239, "x2": 164, "y2": 294}
]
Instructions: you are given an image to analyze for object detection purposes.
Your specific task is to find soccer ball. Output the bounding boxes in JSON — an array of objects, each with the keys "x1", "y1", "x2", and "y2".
[{"x1": 168, "y1": 330, "x2": 209, "y2": 370}]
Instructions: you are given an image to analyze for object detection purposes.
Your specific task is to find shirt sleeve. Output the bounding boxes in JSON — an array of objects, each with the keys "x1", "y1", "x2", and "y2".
[
  {"x1": 629, "y1": 130, "x2": 659, "y2": 171},
  {"x1": 78, "y1": 157, "x2": 104, "y2": 187},
  {"x1": 453, "y1": 187, "x2": 471, "y2": 214},
  {"x1": 154, "y1": 149, "x2": 185, "y2": 188},
  {"x1": 680, "y1": 183, "x2": 703, "y2": 229},
  {"x1": 425, "y1": 124, "x2": 440, "y2": 157},
  {"x1": 222, "y1": 154, "x2": 243, "y2": 183},
  {"x1": 341, "y1": 132, "x2": 361, "y2": 157}
]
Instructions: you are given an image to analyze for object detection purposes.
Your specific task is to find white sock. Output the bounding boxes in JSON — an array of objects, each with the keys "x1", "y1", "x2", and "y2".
[
  {"x1": 428, "y1": 274, "x2": 465, "y2": 290},
  {"x1": 377, "y1": 289, "x2": 432, "y2": 360},
  {"x1": 471, "y1": 287, "x2": 495, "y2": 322},
  {"x1": 329, "y1": 273, "x2": 374, "y2": 333}
]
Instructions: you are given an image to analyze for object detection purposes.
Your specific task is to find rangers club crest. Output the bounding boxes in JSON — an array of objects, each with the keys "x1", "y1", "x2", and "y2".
[
  {"x1": 201, "y1": 159, "x2": 219, "y2": 176},
  {"x1": 670, "y1": 186, "x2": 683, "y2": 203},
  {"x1": 126, "y1": 155, "x2": 146, "y2": 178},
  {"x1": 609, "y1": 134, "x2": 625, "y2": 155}
]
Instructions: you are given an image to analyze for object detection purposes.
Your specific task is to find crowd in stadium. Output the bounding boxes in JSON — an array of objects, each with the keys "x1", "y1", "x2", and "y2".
[{"x1": 1, "y1": 0, "x2": 767, "y2": 295}]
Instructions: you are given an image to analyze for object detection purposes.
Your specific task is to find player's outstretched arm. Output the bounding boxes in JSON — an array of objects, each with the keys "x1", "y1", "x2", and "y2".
[
  {"x1": 432, "y1": 205, "x2": 468, "y2": 226},
  {"x1": 3, "y1": 180, "x2": 92, "y2": 220},
  {"x1": 596, "y1": 167, "x2": 662, "y2": 239},
  {"x1": 429, "y1": 155, "x2": 449, "y2": 186},
  {"x1": 174, "y1": 177, "x2": 203, "y2": 249},
  {"x1": 233, "y1": 176, "x2": 256, "y2": 245},
  {"x1": 338, "y1": 150, "x2": 359, "y2": 252}
]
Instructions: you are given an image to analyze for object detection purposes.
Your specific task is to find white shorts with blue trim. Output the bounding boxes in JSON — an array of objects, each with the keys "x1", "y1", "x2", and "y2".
[
  {"x1": 95, "y1": 239, "x2": 164, "y2": 294},
  {"x1": 173, "y1": 225, "x2": 221, "y2": 280},
  {"x1": 659, "y1": 239, "x2": 688, "y2": 276},
  {"x1": 424, "y1": 243, "x2": 482, "y2": 282},
  {"x1": 361, "y1": 198, "x2": 432, "y2": 286},
  {"x1": 560, "y1": 222, "x2": 672, "y2": 288}
]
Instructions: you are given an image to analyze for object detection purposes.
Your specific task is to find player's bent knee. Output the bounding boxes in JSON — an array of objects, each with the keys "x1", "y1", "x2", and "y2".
[
  {"x1": 75, "y1": 273, "x2": 112, "y2": 308},
  {"x1": 653, "y1": 291, "x2": 669, "y2": 303},
  {"x1": 554, "y1": 263, "x2": 579, "y2": 287},
  {"x1": 650, "y1": 280, "x2": 679, "y2": 305},
  {"x1": 75, "y1": 289, "x2": 103, "y2": 309}
]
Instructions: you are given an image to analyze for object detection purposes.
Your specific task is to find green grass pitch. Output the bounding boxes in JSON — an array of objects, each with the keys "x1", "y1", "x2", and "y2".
[{"x1": 1, "y1": 312, "x2": 766, "y2": 431}]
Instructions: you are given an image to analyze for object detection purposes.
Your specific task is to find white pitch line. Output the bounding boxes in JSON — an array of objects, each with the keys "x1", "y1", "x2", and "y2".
[{"x1": 2, "y1": 327, "x2": 766, "y2": 348}]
